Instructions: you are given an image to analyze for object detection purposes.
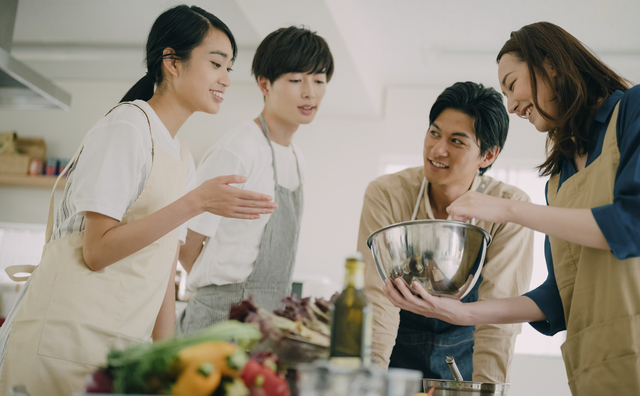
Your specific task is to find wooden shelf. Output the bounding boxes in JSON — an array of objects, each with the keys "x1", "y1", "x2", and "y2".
[{"x1": 0, "y1": 174, "x2": 66, "y2": 189}]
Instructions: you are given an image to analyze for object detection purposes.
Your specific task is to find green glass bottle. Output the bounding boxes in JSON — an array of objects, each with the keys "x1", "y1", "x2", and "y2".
[{"x1": 329, "y1": 254, "x2": 372, "y2": 368}]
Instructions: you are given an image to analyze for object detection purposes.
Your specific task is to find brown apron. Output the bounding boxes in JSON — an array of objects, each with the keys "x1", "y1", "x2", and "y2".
[
  {"x1": 0, "y1": 103, "x2": 189, "y2": 396},
  {"x1": 547, "y1": 103, "x2": 640, "y2": 395}
]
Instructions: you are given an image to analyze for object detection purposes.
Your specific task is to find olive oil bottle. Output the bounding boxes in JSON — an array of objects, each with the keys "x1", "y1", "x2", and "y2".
[{"x1": 329, "y1": 254, "x2": 372, "y2": 368}]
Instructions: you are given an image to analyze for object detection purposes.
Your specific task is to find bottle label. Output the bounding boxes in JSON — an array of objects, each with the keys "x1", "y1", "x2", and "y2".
[{"x1": 329, "y1": 357, "x2": 362, "y2": 370}]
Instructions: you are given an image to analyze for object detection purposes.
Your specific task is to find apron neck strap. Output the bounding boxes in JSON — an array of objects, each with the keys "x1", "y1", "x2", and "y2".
[
  {"x1": 257, "y1": 113, "x2": 303, "y2": 187},
  {"x1": 411, "y1": 174, "x2": 488, "y2": 222}
]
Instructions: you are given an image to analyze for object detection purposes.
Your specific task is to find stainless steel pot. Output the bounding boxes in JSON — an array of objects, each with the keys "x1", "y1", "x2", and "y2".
[{"x1": 423, "y1": 379, "x2": 509, "y2": 396}]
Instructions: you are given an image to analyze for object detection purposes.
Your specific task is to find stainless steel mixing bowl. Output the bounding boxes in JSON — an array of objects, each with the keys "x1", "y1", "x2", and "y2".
[
  {"x1": 366, "y1": 220, "x2": 492, "y2": 299},
  {"x1": 423, "y1": 379, "x2": 509, "y2": 396}
]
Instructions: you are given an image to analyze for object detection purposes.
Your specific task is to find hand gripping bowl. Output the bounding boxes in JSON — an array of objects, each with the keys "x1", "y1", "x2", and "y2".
[{"x1": 366, "y1": 220, "x2": 492, "y2": 299}]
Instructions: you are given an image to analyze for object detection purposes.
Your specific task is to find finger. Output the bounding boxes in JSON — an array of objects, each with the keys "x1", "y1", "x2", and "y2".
[
  {"x1": 394, "y1": 278, "x2": 417, "y2": 300},
  {"x1": 217, "y1": 174, "x2": 248, "y2": 184},
  {"x1": 231, "y1": 188, "x2": 276, "y2": 203},
  {"x1": 384, "y1": 280, "x2": 408, "y2": 308},
  {"x1": 412, "y1": 280, "x2": 436, "y2": 301},
  {"x1": 233, "y1": 207, "x2": 275, "y2": 215}
]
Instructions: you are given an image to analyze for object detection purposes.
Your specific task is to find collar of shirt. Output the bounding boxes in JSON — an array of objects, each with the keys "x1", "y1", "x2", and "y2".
[{"x1": 558, "y1": 90, "x2": 625, "y2": 188}]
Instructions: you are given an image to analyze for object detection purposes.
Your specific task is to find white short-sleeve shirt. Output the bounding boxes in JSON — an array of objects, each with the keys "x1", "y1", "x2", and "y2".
[
  {"x1": 186, "y1": 120, "x2": 306, "y2": 291},
  {"x1": 52, "y1": 100, "x2": 196, "y2": 243}
]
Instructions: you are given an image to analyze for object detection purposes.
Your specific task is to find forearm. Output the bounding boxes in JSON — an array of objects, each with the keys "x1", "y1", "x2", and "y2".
[
  {"x1": 179, "y1": 229, "x2": 206, "y2": 274},
  {"x1": 460, "y1": 296, "x2": 545, "y2": 326},
  {"x1": 152, "y1": 246, "x2": 178, "y2": 341},
  {"x1": 507, "y1": 201, "x2": 608, "y2": 250},
  {"x1": 84, "y1": 193, "x2": 202, "y2": 270}
]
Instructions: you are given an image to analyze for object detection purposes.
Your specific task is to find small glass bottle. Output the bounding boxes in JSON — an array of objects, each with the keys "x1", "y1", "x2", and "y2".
[{"x1": 329, "y1": 253, "x2": 372, "y2": 368}]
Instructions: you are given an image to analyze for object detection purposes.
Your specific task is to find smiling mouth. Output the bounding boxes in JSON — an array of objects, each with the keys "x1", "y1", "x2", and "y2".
[
  {"x1": 429, "y1": 159, "x2": 448, "y2": 169},
  {"x1": 299, "y1": 105, "x2": 315, "y2": 110},
  {"x1": 520, "y1": 105, "x2": 533, "y2": 119},
  {"x1": 211, "y1": 90, "x2": 224, "y2": 99}
]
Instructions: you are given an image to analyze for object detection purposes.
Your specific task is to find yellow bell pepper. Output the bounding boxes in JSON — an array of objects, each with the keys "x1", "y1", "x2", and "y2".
[
  {"x1": 172, "y1": 341, "x2": 249, "y2": 395},
  {"x1": 178, "y1": 341, "x2": 247, "y2": 377},
  {"x1": 172, "y1": 362, "x2": 222, "y2": 396}
]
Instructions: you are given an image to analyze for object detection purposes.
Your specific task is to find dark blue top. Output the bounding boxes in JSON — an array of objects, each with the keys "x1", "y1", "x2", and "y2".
[{"x1": 525, "y1": 85, "x2": 640, "y2": 336}]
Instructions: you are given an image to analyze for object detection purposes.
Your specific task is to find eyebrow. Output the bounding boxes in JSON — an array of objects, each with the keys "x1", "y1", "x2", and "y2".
[
  {"x1": 431, "y1": 122, "x2": 473, "y2": 140},
  {"x1": 209, "y1": 50, "x2": 228, "y2": 58}
]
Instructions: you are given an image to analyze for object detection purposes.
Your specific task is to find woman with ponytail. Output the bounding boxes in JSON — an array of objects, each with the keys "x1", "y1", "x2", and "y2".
[{"x1": 0, "y1": 5, "x2": 277, "y2": 396}]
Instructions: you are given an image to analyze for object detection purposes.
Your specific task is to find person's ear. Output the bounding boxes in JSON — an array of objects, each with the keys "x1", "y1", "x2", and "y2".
[
  {"x1": 162, "y1": 48, "x2": 179, "y2": 78},
  {"x1": 543, "y1": 57, "x2": 557, "y2": 79},
  {"x1": 257, "y1": 76, "x2": 272, "y2": 97},
  {"x1": 479, "y1": 146, "x2": 500, "y2": 169}
]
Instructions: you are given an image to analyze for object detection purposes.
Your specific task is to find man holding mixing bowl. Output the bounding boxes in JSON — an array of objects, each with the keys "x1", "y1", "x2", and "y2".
[{"x1": 356, "y1": 81, "x2": 533, "y2": 383}]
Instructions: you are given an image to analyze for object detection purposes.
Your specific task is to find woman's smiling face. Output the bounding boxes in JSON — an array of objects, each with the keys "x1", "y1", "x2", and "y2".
[{"x1": 498, "y1": 52, "x2": 558, "y2": 132}]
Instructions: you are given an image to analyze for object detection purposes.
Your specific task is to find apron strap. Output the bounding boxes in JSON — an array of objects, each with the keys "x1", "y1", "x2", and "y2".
[
  {"x1": 7, "y1": 102, "x2": 154, "y2": 282},
  {"x1": 6, "y1": 264, "x2": 37, "y2": 282},
  {"x1": 257, "y1": 114, "x2": 279, "y2": 185},
  {"x1": 411, "y1": 177, "x2": 428, "y2": 221},
  {"x1": 411, "y1": 175, "x2": 489, "y2": 223},
  {"x1": 257, "y1": 113, "x2": 303, "y2": 188}
]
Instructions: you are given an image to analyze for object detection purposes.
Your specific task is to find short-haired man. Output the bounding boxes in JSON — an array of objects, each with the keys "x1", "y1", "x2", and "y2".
[
  {"x1": 177, "y1": 26, "x2": 334, "y2": 334},
  {"x1": 357, "y1": 82, "x2": 533, "y2": 382}
]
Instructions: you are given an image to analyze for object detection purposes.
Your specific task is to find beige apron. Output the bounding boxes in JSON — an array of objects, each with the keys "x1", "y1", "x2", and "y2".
[
  {"x1": 547, "y1": 103, "x2": 640, "y2": 395},
  {"x1": 0, "y1": 103, "x2": 189, "y2": 396}
]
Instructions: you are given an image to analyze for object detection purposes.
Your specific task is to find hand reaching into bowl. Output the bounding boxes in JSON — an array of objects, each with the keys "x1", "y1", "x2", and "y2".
[{"x1": 446, "y1": 191, "x2": 516, "y2": 224}]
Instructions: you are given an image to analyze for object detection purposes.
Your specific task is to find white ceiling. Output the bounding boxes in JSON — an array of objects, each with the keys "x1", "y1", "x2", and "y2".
[{"x1": 9, "y1": 0, "x2": 640, "y2": 117}]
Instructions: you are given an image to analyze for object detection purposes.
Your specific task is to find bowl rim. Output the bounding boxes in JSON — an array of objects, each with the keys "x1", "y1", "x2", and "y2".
[
  {"x1": 366, "y1": 219, "x2": 492, "y2": 249},
  {"x1": 422, "y1": 379, "x2": 510, "y2": 391}
]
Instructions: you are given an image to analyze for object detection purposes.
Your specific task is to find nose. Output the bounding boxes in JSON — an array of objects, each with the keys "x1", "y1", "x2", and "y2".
[
  {"x1": 431, "y1": 138, "x2": 448, "y2": 157},
  {"x1": 507, "y1": 97, "x2": 517, "y2": 114},
  {"x1": 301, "y1": 79, "x2": 315, "y2": 99},
  {"x1": 219, "y1": 69, "x2": 231, "y2": 88}
]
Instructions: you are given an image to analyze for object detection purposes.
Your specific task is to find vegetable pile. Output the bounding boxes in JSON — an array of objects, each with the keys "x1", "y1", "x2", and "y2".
[
  {"x1": 229, "y1": 295, "x2": 334, "y2": 347},
  {"x1": 84, "y1": 320, "x2": 291, "y2": 396}
]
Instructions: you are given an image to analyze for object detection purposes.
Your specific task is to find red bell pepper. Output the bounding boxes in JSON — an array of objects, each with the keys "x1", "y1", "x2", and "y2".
[{"x1": 240, "y1": 359, "x2": 290, "y2": 396}]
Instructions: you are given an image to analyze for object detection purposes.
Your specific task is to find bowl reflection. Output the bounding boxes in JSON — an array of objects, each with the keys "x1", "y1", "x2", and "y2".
[{"x1": 366, "y1": 220, "x2": 491, "y2": 299}]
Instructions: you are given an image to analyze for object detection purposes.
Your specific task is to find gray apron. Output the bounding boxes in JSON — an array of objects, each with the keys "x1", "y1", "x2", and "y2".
[{"x1": 177, "y1": 114, "x2": 303, "y2": 334}]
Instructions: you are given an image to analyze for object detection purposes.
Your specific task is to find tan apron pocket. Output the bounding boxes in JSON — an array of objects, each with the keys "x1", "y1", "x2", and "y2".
[
  {"x1": 561, "y1": 315, "x2": 640, "y2": 388},
  {"x1": 36, "y1": 272, "x2": 137, "y2": 367}
]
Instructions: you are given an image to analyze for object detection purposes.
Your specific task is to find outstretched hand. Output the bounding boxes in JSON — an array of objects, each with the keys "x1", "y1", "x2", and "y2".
[
  {"x1": 446, "y1": 191, "x2": 514, "y2": 224},
  {"x1": 195, "y1": 175, "x2": 278, "y2": 219},
  {"x1": 383, "y1": 278, "x2": 468, "y2": 326}
]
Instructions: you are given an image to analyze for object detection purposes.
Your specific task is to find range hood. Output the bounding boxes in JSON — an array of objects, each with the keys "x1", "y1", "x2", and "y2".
[{"x1": 0, "y1": 0, "x2": 71, "y2": 110}]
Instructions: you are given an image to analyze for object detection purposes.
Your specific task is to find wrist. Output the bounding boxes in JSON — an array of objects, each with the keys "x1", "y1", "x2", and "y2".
[{"x1": 183, "y1": 189, "x2": 205, "y2": 218}]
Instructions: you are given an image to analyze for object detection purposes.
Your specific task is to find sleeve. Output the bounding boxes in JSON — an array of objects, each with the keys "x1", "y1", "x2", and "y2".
[
  {"x1": 523, "y1": 236, "x2": 566, "y2": 335},
  {"x1": 178, "y1": 154, "x2": 198, "y2": 244},
  {"x1": 72, "y1": 120, "x2": 149, "y2": 221},
  {"x1": 357, "y1": 181, "x2": 400, "y2": 368},
  {"x1": 186, "y1": 147, "x2": 248, "y2": 238},
  {"x1": 471, "y1": 192, "x2": 534, "y2": 383},
  {"x1": 591, "y1": 86, "x2": 640, "y2": 260}
]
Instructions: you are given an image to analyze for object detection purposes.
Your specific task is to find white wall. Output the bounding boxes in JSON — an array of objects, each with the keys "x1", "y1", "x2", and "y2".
[{"x1": 0, "y1": 79, "x2": 569, "y2": 396}]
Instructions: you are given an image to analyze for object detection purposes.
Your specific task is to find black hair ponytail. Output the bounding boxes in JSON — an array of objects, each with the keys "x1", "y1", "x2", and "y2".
[
  {"x1": 120, "y1": 5, "x2": 237, "y2": 103},
  {"x1": 121, "y1": 74, "x2": 155, "y2": 102}
]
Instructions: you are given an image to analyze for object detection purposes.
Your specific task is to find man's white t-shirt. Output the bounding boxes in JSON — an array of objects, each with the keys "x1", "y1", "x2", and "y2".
[
  {"x1": 52, "y1": 100, "x2": 196, "y2": 242},
  {"x1": 186, "y1": 120, "x2": 306, "y2": 291}
]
